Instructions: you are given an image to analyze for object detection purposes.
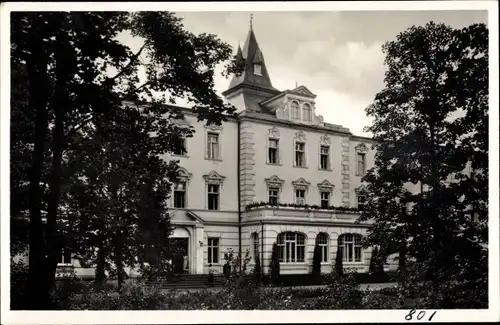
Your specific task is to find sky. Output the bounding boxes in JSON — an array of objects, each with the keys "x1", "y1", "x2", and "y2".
[{"x1": 118, "y1": 10, "x2": 487, "y2": 137}]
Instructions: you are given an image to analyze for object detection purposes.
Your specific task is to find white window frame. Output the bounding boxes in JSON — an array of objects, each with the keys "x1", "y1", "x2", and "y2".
[
  {"x1": 291, "y1": 101, "x2": 300, "y2": 120},
  {"x1": 319, "y1": 145, "x2": 331, "y2": 170},
  {"x1": 207, "y1": 183, "x2": 220, "y2": 211},
  {"x1": 268, "y1": 187, "x2": 280, "y2": 205},
  {"x1": 294, "y1": 141, "x2": 306, "y2": 167},
  {"x1": 356, "y1": 152, "x2": 366, "y2": 176},
  {"x1": 303, "y1": 103, "x2": 312, "y2": 122},
  {"x1": 173, "y1": 182, "x2": 187, "y2": 208},
  {"x1": 206, "y1": 131, "x2": 221, "y2": 160},
  {"x1": 338, "y1": 234, "x2": 363, "y2": 263},
  {"x1": 268, "y1": 138, "x2": 280, "y2": 165},
  {"x1": 316, "y1": 233, "x2": 329, "y2": 263},
  {"x1": 277, "y1": 232, "x2": 306, "y2": 263},
  {"x1": 295, "y1": 189, "x2": 306, "y2": 205},
  {"x1": 207, "y1": 237, "x2": 220, "y2": 264},
  {"x1": 320, "y1": 191, "x2": 330, "y2": 208}
]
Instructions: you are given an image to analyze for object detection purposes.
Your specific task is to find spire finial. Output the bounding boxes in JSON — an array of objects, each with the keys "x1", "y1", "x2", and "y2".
[{"x1": 250, "y1": 14, "x2": 253, "y2": 30}]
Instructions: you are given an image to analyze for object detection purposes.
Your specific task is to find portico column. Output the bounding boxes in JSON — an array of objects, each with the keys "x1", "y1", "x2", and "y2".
[{"x1": 194, "y1": 225, "x2": 204, "y2": 274}]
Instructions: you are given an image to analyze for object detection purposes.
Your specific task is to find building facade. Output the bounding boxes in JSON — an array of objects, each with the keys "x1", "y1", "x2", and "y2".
[
  {"x1": 161, "y1": 26, "x2": 400, "y2": 276},
  {"x1": 47, "y1": 25, "x2": 404, "y2": 278}
]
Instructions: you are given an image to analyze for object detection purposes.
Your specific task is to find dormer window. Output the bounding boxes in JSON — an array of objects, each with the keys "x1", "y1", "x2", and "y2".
[
  {"x1": 254, "y1": 63, "x2": 262, "y2": 75},
  {"x1": 303, "y1": 103, "x2": 312, "y2": 122}
]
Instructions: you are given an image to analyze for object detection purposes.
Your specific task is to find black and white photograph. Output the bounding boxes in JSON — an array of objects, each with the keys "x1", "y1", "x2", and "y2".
[{"x1": 1, "y1": 1, "x2": 498, "y2": 323}]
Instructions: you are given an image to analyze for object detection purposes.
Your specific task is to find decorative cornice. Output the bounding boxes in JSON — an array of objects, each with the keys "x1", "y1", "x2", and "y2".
[
  {"x1": 317, "y1": 179, "x2": 335, "y2": 192},
  {"x1": 267, "y1": 126, "x2": 280, "y2": 139},
  {"x1": 203, "y1": 170, "x2": 226, "y2": 185},
  {"x1": 355, "y1": 142, "x2": 369, "y2": 153},
  {"x1": 204, "y1": 123, "x2": 223, "y2": 132},
  {"x1": 292, "y1": 177, "x2": 311, "y2": 190},
  {"x1": 320, "y1": 134, "x2": 331, "y2": 145},
  {"x1": 354, "y1": 185, "x2": 366, "y2": 194},
  {"x1": 294, "y1": 130, "x2": 307, "y2": 142},
  {"x1": 265, "y1": 175, "x2": 285, "y2": 188},
  {"x1": 177, "y1": 167, "x2": 193, "y2": 182}
]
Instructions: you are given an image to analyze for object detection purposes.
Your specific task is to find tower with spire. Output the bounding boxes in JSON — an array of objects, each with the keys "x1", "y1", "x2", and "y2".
[{"x1": 222, "y1": 16, "x2": 280, "y2": 113}]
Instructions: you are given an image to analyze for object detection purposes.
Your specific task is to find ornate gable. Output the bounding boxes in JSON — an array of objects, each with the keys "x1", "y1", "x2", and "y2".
[
  {"x1": 320, "y1": 134, "x2": 331, "y2": 145},
  {"x1": 268, "y1": 126, "x2": 280, "y2": 139},
  {"x1": 292, "y1": 177, "x2": 311, "y2": 190},
  {"x1": 294, "y1": 130, "x2": 307, "y2": 142},
  {"x1": 177, "y1": 167, "x2": 193, "y2": 182},
  {"x1": 317, "y1": 179, "x2": 335, "y2": 192},
  {"x1": 265, "y1": 175, "x2": 285, "y2": 188},
  {"x1": 203, "y1": 170, "x2": 226, "y2": 185},
  {"x1": 355, "y1": 143, "x2": 369, "y2": 153},
  {"x1": 289, "y1": 85, "x2": 316, "y2": 99}
]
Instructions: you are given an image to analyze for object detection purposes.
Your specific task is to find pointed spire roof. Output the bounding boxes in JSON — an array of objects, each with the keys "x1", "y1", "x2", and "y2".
[{"x1": 223, "y1": 26, "x2": 278, "y2": 95}]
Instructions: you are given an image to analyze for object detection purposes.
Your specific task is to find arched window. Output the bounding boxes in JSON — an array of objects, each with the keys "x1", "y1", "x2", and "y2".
[
  {"x1": 251, "y1": 232, "x2": 259, "y2": 261},
  {"x1": 277, "y1": 232, "x2": 306, "y2": 263},
  {"x1": 303, "y1": 103, "x2": 312, "y2": 122},
  {"x1": 291, "y1": 101, "x2": 300, "y2": 119},
  {"x1": 316, "y1": 233, "x2": 329, "y2": 262},
  {"x1": 338, "y1": 234, "x2": 363, "y2": 263}
]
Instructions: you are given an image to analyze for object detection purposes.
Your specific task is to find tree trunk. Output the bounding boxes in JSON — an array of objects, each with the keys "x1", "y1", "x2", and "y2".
[
  {"x1": 26, "y1": 20, "x2": 50, "y2": 309},
  {"x1": 94, "y1": 242, "x2": 107, "y2": 290}
]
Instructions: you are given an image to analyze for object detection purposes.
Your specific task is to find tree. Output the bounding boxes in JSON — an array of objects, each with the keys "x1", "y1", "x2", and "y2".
[
  {"x1": 269, "y1": 243, "x2": 280, "y2": 285},
  {"x1": 312, "y1": 243, "x2": 321, "y2": 276},
  {"x1": 11, "y1": 11, "x2": 242, "y2": 309},
  {"x1": 253, "y1": 255, "x2": 261, "y2": 281},
  {"x1": 334, "y1": 245, "x2": 344, "y2": 278},
  {"x1": 358, "y1": 22, "x2": 488, "y2": 308}
]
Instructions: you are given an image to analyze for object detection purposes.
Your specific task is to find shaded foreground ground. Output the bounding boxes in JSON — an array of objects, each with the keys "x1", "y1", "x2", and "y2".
[{"x1": 159, "y1": 282, "x2": 398, "y2": 295}]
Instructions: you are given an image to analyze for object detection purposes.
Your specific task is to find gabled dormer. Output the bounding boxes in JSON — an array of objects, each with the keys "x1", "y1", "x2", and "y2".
[{"x1": 259, "y1": 85, "x2": 326, "y2": 127}]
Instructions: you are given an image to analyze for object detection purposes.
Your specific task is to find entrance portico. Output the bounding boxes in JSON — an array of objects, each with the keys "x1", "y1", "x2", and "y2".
[{"x1": 170, "y1": 210, "x2": 205, "y2": 274}]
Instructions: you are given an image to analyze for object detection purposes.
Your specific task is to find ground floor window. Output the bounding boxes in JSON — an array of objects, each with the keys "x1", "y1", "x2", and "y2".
[
  {"x1": 277, "y1": 232, "x2": 306, "y2": 263},
  {"x1": 207, "y1": 237, "x2": 219, "y2": 264},
  {"x1": 316, "y1": 232, "x2": 328, "y2": 262},
  {"x1": 338, "y1": 233, "x2": 363, "y2": 263}
]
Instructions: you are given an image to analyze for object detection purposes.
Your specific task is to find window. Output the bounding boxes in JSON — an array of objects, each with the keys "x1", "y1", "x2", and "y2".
[
  {"x1": 356, "y1": 153, "x2": 366, "y2": 176},
  {"x1": 254, "y1": 63, "x2": 262, "y2": 75},
  {"x1": 295, "y1": 142, "x2": 306, "y2": 167},
  {"x1": 207, "y1": 184, "x2": 220, "y2": 210},
  {"x1": 173, "y1": 138, "x2": 187, "y2": 156},
  {"x1": 207, "y1": 237, "x2": 219, "y2": 264},
  {"x1": 357, "y1": 194, "x2": 366, "y2": 210},
  {"x1": 58, "y1": 248, "x2": 72, "y2": 265},
  {"x1": 269, "y1": 188, "x2": 279, "y2": 205},
  {"x1": 277, "y1": 232, "x2": 306, "y2": 263},
  {"x1": 291, "y1": 101, "x2": 300, "y2": 119},
  {"x1": 303, "y1": 103, "x2": 312, "y2": 122},
  {"x1": 173, "y1": 182, "x2": 186, "y2": 208},
  {"x1": 206, "y1": 132, "x2": 220, "y2": 160},
  {"x1": 320, "y1": 191, "x2": 330, "y2": 208},
  {"x1": 316, "y1": 233, "x2": 328, "y2": 262},
  {"x1": 338, "y1": 234, "x2": 363, "y2": 263},
  {"x1": 320, "y1": 145, "x2": 330, "y2": 170},
  {"x1": 295, "y1": 189, "x2": 306, "y2": 205},
  {"x1": 268, "y1": 139, "x2": 279, "y2": 164},
  {"x1": 252, "y1": 233, "x2": 259, "y2": 261}
]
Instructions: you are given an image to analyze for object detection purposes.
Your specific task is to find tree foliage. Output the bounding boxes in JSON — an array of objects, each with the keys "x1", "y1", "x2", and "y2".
[
  {"x1": 269, "y1": 242, "x2": 280, "y2": 285},
  {"x1": 358, "y1": 22, "x2": 488, "y2": 308},
  {"x1": 312, "y1": 243, "x2": 321, "y2": 276},
  {"x1": 11, "y1": 11, "x2": 241, "y2": 308}
]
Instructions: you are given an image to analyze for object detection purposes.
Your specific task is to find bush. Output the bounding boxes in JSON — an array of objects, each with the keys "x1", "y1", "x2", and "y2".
[
  {"x1": 334, "y1": 247, "x2": 343, "y2": 278},
  {"x1": 312, "y1": 244, "x2": 321, "y2": 276},
  {"x1": 10, "y1": 259, "x2": 29, "y2": 310},
  {"x1": 269, "y1": 242, "x2": 280, "y2": 285},
  {"x1": 72, "y1": 281, "x2": 167, "y2": 310}
]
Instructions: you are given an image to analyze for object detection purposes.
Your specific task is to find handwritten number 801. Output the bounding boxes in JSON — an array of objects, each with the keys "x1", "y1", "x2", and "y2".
[{"x1": 405, "y1": 309, "x2": 437, "y2": 321}]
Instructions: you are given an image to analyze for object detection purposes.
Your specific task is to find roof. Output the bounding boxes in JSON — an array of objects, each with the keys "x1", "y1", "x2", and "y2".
[{"x1": 224, "y1": 28, "x2": 279, "y2": 95}]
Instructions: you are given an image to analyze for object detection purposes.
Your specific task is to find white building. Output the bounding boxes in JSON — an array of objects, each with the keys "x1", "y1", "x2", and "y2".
[
  {"x1": 161, "y1": 25, "x2": 398, "y2": 276},
  {"x1": 46, "y1": 25, "x2": 403, "y2": 278}
]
